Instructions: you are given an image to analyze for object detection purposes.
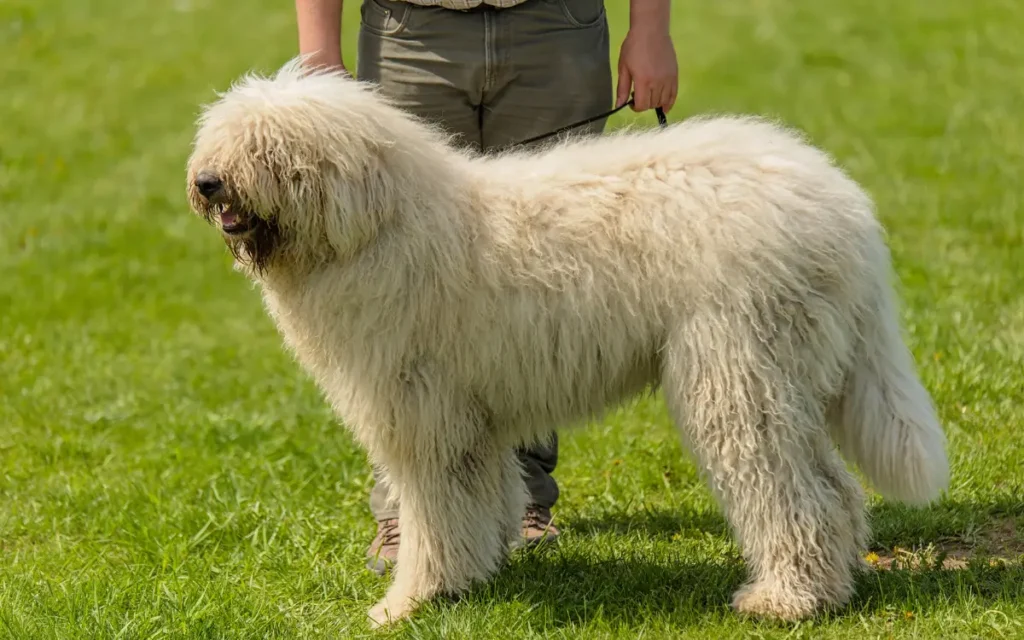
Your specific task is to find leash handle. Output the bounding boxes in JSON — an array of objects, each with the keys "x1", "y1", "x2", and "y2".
[{"x1": 511, "y1": 97, "x2": 669, "y2": 148}]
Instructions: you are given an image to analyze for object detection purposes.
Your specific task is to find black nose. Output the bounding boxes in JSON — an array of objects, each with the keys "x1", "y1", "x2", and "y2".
[{"x1": 195, "y1": 172, "x2": 223, "y2": 199}]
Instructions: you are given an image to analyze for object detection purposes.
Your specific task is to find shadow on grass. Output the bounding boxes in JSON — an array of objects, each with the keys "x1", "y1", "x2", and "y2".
[
  {"x1": 476, "y1": 549, "x2": 745, "y2": 628},
  {"x1": 847, "y1": 558, "x2": 1024, "y2": 615},
  {"x1": 454, "y1": 498, "x2": 1024, "y2": 629},
  {"x1": 564, "y1": 497, "x2": 1024, "y2": 555}
]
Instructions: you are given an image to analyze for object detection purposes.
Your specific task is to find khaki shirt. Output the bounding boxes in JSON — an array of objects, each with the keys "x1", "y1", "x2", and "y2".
[{"x1": 398, "y1": 0, "x2": 529, "y2": 9}]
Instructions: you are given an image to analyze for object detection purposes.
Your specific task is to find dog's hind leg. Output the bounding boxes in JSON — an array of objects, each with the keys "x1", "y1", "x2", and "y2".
[
  {"x1": 366, "y1": 394, "x2": 522, "y2": 628},
  {"x1": 661, "y1": 310, "x2": 865, "y2": 621}
]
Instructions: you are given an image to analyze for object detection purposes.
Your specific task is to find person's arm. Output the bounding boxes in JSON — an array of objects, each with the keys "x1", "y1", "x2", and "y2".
[
  {"x1": 295, "y1": 0, "x2": 346, "y2": 71},
  {"x1": 616, "y1": 0, "x2": 678, "y2": 112}
]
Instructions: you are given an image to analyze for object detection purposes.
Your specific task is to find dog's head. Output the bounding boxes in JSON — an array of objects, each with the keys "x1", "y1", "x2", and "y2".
[{"x1": 186, "y1": 61, "x2": 413, "y2": 275}]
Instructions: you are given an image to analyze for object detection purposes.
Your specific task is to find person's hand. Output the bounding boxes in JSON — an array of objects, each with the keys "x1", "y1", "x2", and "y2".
[{"x1": 616, "y1": 26, "x2": 678, "y2": 113}]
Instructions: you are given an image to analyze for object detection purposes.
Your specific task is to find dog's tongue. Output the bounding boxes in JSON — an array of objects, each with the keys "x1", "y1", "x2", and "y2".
[{"x1": 220, "y1": 209, "x2": 240, "y2": 227}]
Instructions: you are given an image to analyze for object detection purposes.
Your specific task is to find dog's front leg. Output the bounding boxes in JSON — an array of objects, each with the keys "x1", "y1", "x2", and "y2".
[{"x1": 367, "y1": 411, "x2": 520, "y2": 628}]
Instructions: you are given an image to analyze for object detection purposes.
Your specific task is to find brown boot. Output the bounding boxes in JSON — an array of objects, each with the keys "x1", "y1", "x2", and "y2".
[
  {"x1": 519, "y1": 506, "x2": 560, "y2": 548},
  {"x1": 365, "y1": 518, "x2": 400, "y2": 576}
]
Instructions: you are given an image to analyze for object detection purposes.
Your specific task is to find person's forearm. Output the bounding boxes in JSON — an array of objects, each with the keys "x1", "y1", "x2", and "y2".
[
  {"x1": 296, "y1": 0, "x2": 344, "y2": 68},
  {"x1": 628, "y1": 0, "x2": 670, "y2": 33}
]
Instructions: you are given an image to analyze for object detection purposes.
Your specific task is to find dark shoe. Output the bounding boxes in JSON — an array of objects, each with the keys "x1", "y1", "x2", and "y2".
[
  {"x1": 366, "y1": 518, "x2": 400, "y2": 576},
  {"x1": 520, "y1": 506, "x2": 560, "y2": 548}
]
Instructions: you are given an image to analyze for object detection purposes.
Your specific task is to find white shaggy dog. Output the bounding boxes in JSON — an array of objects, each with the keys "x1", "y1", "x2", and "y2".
[{"x1": 185, "y1": 61, "x2": 949, "y2": 628}]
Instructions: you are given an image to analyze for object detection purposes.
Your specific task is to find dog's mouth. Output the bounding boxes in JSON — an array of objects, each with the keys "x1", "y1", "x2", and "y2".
[{"x1": 215, "y1": 204, "x2": 259, "y2": 236}]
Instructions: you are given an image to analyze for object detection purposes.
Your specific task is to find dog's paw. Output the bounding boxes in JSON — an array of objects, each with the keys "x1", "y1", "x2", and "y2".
[
  {"x1": 731, "y1": 581, "x2": 821, "y2": 622},
  {"x1": 367, "y1": 594, "x2": 417, "y2": 630}
]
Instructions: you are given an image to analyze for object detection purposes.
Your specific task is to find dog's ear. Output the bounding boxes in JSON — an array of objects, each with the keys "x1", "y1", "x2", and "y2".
[{"x1": 316, "y1": 151, "x2": 397, "y2": 261}]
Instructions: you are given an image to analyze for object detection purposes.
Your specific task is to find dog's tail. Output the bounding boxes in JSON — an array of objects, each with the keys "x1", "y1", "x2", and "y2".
[{"x1": 829, "y1": 277, "x2": 949, "y2": 506}]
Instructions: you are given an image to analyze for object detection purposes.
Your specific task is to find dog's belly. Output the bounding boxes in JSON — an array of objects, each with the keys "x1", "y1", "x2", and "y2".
[
  {"x1": 488, "y1": 362, "x2": 660, "y2": 441},
  {"x1": 469, "y1": 316, "x2": 664, "y2": 438}
]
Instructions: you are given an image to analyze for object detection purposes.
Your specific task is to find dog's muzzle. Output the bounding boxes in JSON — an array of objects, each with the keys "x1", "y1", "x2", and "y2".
[{"x1": 194, "y1": 171, "x2": 259, "y2": 235}]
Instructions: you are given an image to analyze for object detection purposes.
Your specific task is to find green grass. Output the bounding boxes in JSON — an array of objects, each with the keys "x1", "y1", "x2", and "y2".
[{"x1": 2, "y1": 0, "x2": 1023, "y2": 637}]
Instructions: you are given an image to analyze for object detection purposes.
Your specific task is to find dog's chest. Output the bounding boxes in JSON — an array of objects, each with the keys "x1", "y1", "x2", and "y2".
[{"x1": 260, "y1": 286, "x2": 365, "y2": 378}]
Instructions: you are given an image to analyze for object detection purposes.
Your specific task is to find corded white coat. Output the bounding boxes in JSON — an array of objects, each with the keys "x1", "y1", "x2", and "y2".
[{"x1": 186, "y1": 61, "x2": 949, "y2": 628}]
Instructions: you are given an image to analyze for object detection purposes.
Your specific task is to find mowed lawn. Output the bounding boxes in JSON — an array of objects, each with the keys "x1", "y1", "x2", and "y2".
[{"x1": 2, "y1": 0, "x2": 1023, "y2": 637}]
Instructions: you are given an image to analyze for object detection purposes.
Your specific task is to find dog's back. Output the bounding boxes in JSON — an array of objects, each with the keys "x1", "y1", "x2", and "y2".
[{"x1": 437, "y1": 117, "x2": 886, "y2": 442}]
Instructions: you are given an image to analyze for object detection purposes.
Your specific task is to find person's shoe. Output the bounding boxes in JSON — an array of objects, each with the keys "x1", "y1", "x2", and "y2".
[
  {"x1": 366, "y1": 508, "x2": 560, "y2": 576},
  {"x1": 519, "y1": 506, "x2": 560, "y2": 548},
  {"x1": 365, "y1": 518, "x2": 400, "y2": 576}
]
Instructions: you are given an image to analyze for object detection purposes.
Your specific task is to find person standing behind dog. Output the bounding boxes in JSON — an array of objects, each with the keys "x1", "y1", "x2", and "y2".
[{"x1": 294, "y1": 0, "x2": 678, "y2": 574}]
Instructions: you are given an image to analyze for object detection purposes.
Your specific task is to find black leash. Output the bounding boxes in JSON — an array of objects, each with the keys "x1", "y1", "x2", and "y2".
[{"x1": 511, "y1": 98, "x2": 668, "y2": 148}]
